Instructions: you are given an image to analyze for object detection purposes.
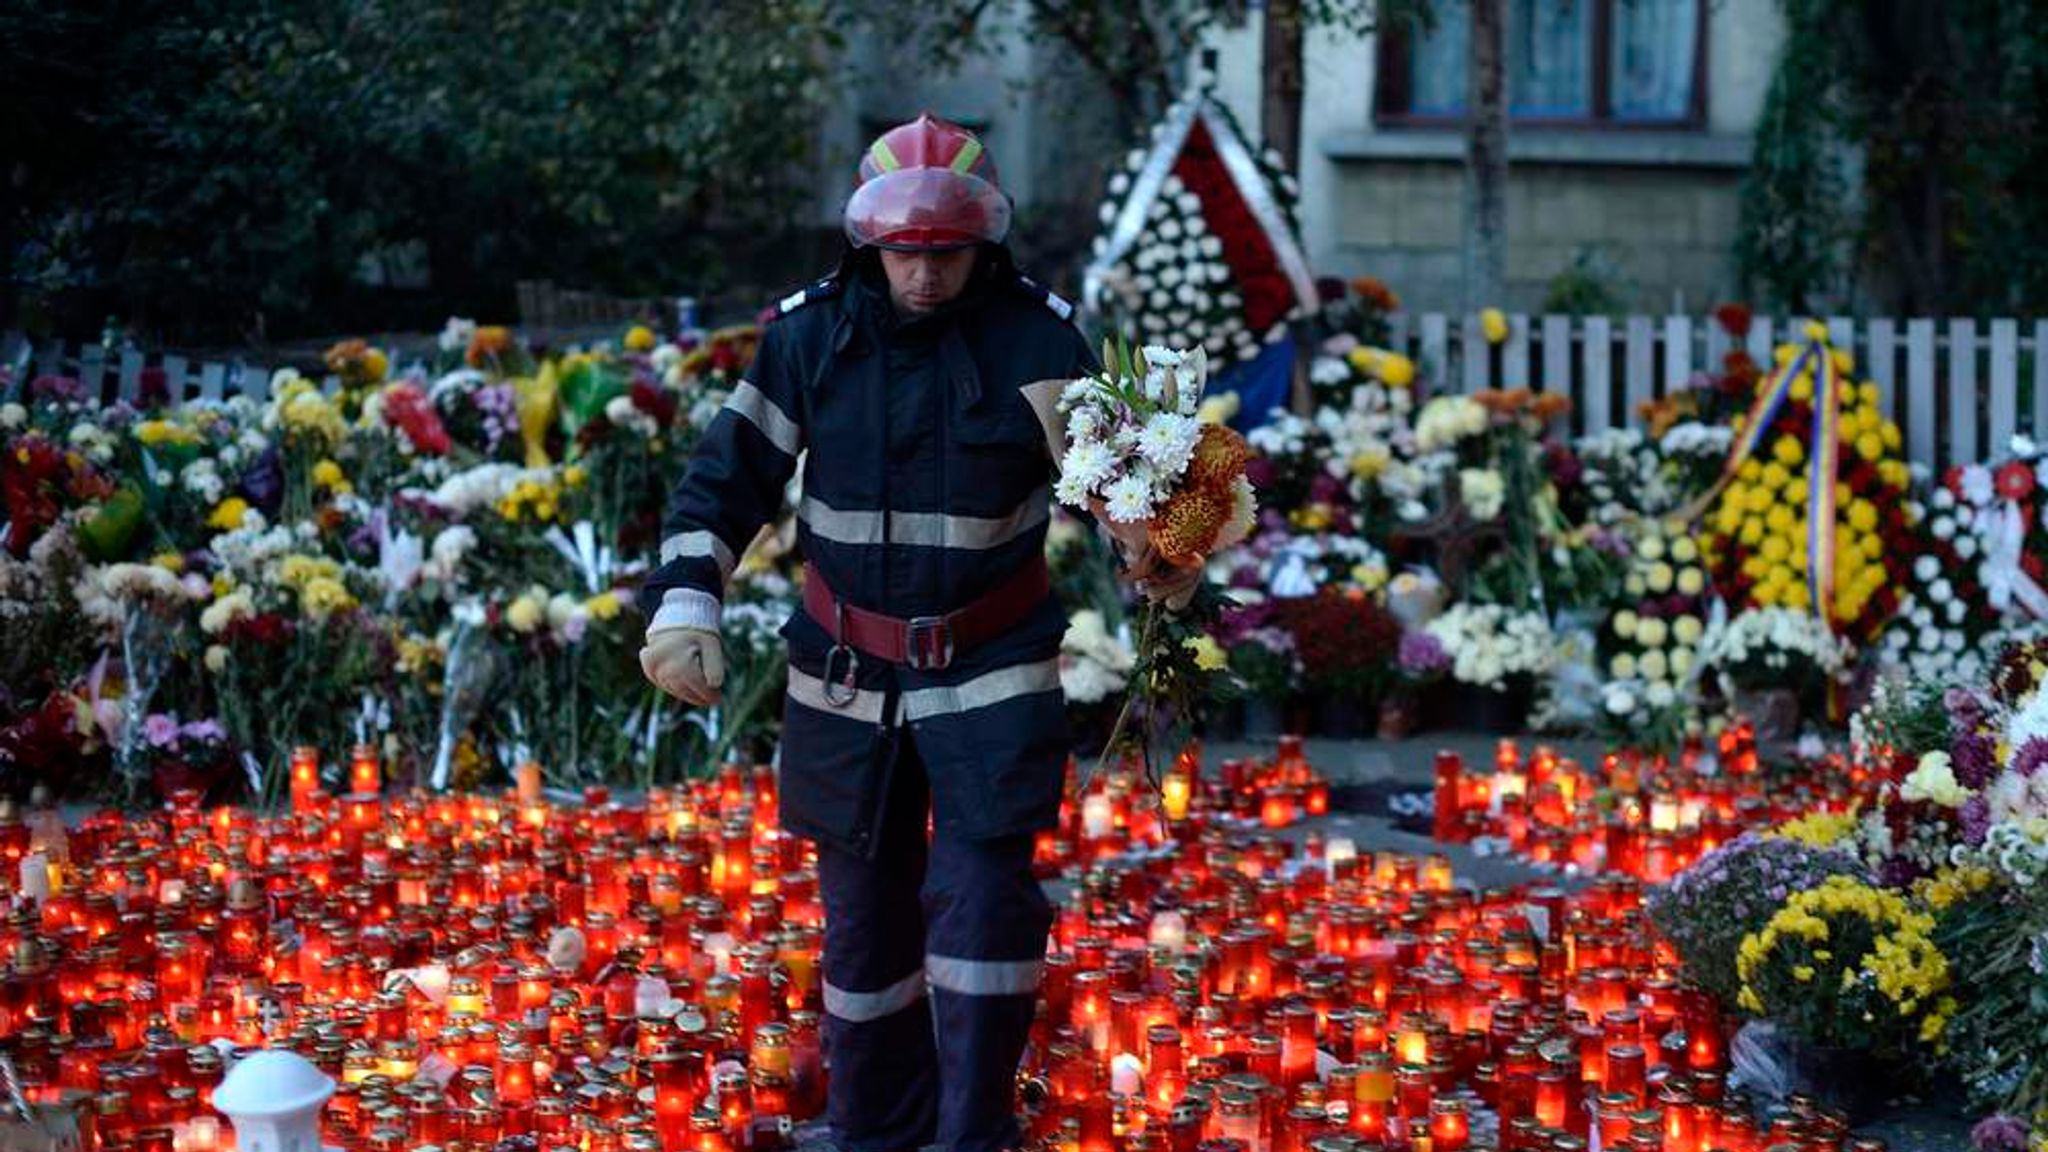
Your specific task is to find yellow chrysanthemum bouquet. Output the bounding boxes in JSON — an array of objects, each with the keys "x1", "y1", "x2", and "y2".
[
  {"x1": 1736, "y1": 875, "x2": 1956, "y2": 1056},
  {"x1": 1701, "y1": 326, "x2": 1914, "y2": 649}
]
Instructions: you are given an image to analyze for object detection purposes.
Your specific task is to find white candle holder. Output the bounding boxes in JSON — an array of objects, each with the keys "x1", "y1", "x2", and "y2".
[{"x1": 211, "y1": 1050, "x2": 336, "y2": 1152}]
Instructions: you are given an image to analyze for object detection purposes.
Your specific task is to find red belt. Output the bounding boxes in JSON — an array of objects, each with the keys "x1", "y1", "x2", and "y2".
[{"x1": 802, "y1": 555, "x2": 1050, "y2": 672}]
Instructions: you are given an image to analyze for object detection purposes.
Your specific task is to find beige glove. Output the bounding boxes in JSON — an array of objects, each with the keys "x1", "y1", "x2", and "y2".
[{"x1": 640, "y1": 627, "x2": 725, "y2": 707}]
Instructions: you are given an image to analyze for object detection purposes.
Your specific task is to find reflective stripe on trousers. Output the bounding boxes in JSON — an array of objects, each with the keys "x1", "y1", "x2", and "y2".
[{"x1": 816, "y1": 730, "x2": 1053, "y2": 1152}]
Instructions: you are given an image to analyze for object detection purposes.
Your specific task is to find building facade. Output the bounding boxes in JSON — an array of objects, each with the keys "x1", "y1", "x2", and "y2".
[
  {"x1": 799, "y1": 1, "x2": 1785, "y2": 316},
  {"x1": 1204, "y1": 0, "x2": 1784, "y2": 313}
]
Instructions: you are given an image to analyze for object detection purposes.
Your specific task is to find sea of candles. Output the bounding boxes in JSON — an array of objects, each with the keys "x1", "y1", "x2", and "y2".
[
  {"x1": 0, "y1": 735, "x2": 1881, "y2": 1152},
  {"x1": 1430, "y1": 730, "x2": 1884, "y2": 882}
]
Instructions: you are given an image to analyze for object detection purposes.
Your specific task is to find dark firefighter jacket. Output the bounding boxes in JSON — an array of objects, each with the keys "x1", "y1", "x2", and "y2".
[{"x1": 636, "y1": 244, "x2": 1098, "y2": 857}]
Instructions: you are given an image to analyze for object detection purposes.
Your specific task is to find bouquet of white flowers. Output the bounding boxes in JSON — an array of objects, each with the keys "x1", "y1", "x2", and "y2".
[
  {"x1": 1423, "y1": 603, "x2": 1557, "y2": 691},
  {"x1": 1051, "y1": 338, "x2": 1258, "y2": 795}
]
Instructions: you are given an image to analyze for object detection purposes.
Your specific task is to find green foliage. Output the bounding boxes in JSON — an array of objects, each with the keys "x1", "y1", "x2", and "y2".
[
  {"x1": 1739, "y1": 0, "x2": 2048, "y2": 314},
  {"x1": 849, "y1": 0, "x2": 1401, "y2": 136},
  {"x1": 1539, "y1": 245, "x2": 1631, "y2": 317},
  {"x1": 3, "y1": 0, "x2": 839, "y2": 345}
]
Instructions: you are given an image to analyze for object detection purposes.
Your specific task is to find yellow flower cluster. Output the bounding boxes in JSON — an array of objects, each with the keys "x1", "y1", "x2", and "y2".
[
  {"x1": 207, "y1": 498, "x2": 252, "y2": 532},
  {"x1": 395, "y1": 633, "x2": 443, "y2": 676},
  {"x1": 134, "y1": 418, "x2": 201, "y2": 448},
  {"x1": 1182, "y1": 634, "x2": 1228, "y2": 671},
  {"x1": 1770, "y1": 808, "x2": 1859, "y2": 850},
  {"x1": 1608, "y1": 519, "x2": 1707, "y2": 684},
  {"x1": 275, "y1": 379, "x2": 347, "y2": 448},
  {"x1": 1706, "y1": 339, "x2": 1910, "y2": 628},
  {"x1": 299, "y1": 576, "x2": 357, "y2": 621},
  {"x1": 1737, "y1": 875, "x2": 1953, "y2": 1045},
  {"x1": 498, "y1": 476, "x2": 563, "y2": 523},
  {"x1": 624, "y1": 325, "x2": 658, "y2": 353},
  {"x1": 1345, "y1": 346, "x2": 1417, "y2": 389},
  {"x1": 1912, "y1": 865, "x2": 1995, "y2": 913},
  {"x1": 277, "y1": 553, "x2": 342, "y2": 589},
  {"x1": 311, "y1": 459, "x2": 352, "y2": 495}
]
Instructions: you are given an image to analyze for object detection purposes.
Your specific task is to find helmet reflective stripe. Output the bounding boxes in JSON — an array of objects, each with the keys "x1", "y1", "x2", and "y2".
[
  {"x1": 867, "y1": 138, "x2": 902, "y2": 174},
  {"x1": 948, "y1": 136, "x2": 983, "y2": 175}
]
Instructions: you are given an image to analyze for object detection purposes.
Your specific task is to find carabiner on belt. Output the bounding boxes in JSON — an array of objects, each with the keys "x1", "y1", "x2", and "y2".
[{"x1": 822, "y1": 597, "x2": 861, "y2": 710}]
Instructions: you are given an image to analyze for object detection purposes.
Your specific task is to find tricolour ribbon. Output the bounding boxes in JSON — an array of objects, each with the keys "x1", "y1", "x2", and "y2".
[
  {"x1": 1805, "y1": 346, "x2": 1842, "y2": 626},
  {"x1": 1680, "y1": 337, "x2": 1843, "y2": 630}
]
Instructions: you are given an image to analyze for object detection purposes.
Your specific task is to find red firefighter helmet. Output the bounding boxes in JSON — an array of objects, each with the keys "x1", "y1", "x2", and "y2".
[{"x1": 843, "y1": 113, "x2": 1012, "y2": 251}]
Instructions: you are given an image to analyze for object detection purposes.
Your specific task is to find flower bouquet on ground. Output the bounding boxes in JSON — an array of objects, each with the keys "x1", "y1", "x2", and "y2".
[
  {"x1": 1698, "y1": 607, "x2": 1852, "y2": 739},
  {"x1": 1049, "y1": 337, "x2": 1257, "y2": 795},
  {"x1": 1647, "y1": 832, "x2": 1869, "y2": 1008}
]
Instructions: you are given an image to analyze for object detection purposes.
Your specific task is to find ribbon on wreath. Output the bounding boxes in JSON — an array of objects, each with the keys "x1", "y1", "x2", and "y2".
[
  {"x1": 1680, "y1": 336, "x2": 1845, "y2": 626},
  {"x1": 1983, "y1": 499, "x2": 2048, "y2": 620}
]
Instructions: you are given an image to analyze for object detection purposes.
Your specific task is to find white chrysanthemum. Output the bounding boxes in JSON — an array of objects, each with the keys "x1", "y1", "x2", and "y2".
[
  {"x1": 427, "y1": 525, "x2": 478, "y2": 583},
  {"x1": 1060, "y1": 441, "x2": 1116, "y2": 491},
  {"x1": 1054, "y1": 470, "x2": 1092, "y2": 509},
  {"x1": 1102, "y1": 474, "x2": 1154, "y2": 523},
  {"x1": 1135, "y1": 412, "x2": 1201, "y2": 472},
  {"x1": 2010, "y1": 687, "x2": 2048, "y2": 756},
  {"x1": 1959, "y1": 464, "x2": 1994, "y2": 506}
]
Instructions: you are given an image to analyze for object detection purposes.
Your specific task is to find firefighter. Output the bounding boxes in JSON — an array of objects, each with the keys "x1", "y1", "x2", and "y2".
[{"x1": 638, "y1": 114, "x2": 1198, "y2": 1152}]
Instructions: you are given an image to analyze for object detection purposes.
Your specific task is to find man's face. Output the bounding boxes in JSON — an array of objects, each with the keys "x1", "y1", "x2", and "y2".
[{"x1": 880, "y1": 247, "x2": 978, "y2": 316}]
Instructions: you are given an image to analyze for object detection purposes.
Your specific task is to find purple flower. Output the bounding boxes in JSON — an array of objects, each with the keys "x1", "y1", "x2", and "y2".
[
  {"x1": 1398, "y1": 630, "x2": 1450, "y2": 677},
  {"x1": 1970, "y1": 1114, "x2": 2028, "y2": 1152},
  {"x1": 1959, "y1": 794, "x2": 1992, "y2": 849},
  {"x1": 1308, "y1": 473, "x2": 1345, "y2": 505},
  {"x1": 2012, "y1": 737, "x2": 2048, "y2": 780},
  {"x1": 1953, "y1": 732, "x2": 1997, "y2": 790},
  {"x1": 29, "y1": 375, "x2": 87, "y2": 404},
  {"x1": 1244, "y1": 457, "x2": 1279, "y2": 492},
  {"x1": 241, "y1": 444, "x2": 284, "y2": 516},
  {"x1": 180, "y1": 719, "x2": 227, "y2": 745},
  {"x1": 1945, "y1": 686, "x2": 1988, "y2": 731},
  {"x1": 142, "y1": 713, "x2": 181, "y2": 749},
  {"x1": 1878, "y1": 856, "x2": 1925, "y2": 888}
]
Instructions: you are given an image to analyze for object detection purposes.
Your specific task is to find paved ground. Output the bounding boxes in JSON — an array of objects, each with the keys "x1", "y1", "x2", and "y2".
[{"x1": 1195, "y1": 732, "x2": 1605, "y2": 889}]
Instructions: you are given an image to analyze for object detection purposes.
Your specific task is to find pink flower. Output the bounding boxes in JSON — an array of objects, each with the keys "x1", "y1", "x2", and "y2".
[{"x1": 143, "y1": 713, "x2": 181, "y2": 749}]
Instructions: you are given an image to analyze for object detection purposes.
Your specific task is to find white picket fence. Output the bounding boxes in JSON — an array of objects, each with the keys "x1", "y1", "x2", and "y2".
[
  {"x1": 1385, "y1": 312, "x2": 2048, "y2": 471},
  {"x1": 0, "y1": 316, "x2": 643, "y2": 411},
  {"x1": 2, "y1": 329, "x2": 279, "y2": 405},
  {"x1": 10, "y1": 314, "x2": 2047, "y2": 471}
]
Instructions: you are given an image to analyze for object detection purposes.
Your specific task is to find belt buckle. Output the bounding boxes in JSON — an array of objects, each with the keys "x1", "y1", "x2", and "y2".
[{"x1": 904, "y1": 616, "x2": 953, "y2": 671}]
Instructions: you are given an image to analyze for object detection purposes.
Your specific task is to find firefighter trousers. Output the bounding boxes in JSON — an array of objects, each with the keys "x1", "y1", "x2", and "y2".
[{"x1": 815, "y1": 722, "x2": 1051, "y2": 1152}]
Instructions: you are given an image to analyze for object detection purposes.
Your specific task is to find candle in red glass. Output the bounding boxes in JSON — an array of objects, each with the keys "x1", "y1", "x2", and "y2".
[
  {"x1": 1394, "y1": 1012, "x2": 1430, "y2": 1067},
  {"x1": 1432, "y1": 751, "x2": 1463, "y2": 841},
  {"x1": 1071, "y1": 969, "x2": 1110, "y2": 1054},
  {"x1": 1604, "y1": 1043, "x2": 1646, "y2": 1104},
  {"x1": 349, "y1": 743, "x2": 380, "y2": 795},
  {"x1": 1394, "y1": 1064, "x2": 1433, "y2": 1130},
  {"x1": 1681, "y1": 992, "x2": 1725, "y2": 1071},
  {"x1": 289, "y1": 746, "x2": 320, "y2": 811},
  {"x1": 1428, "y1": 1099, "x2": 1470, "y2": 1151},
  {"x1": 1533, "y1": 1068, "x2": 1571, "y2": 1131}
]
